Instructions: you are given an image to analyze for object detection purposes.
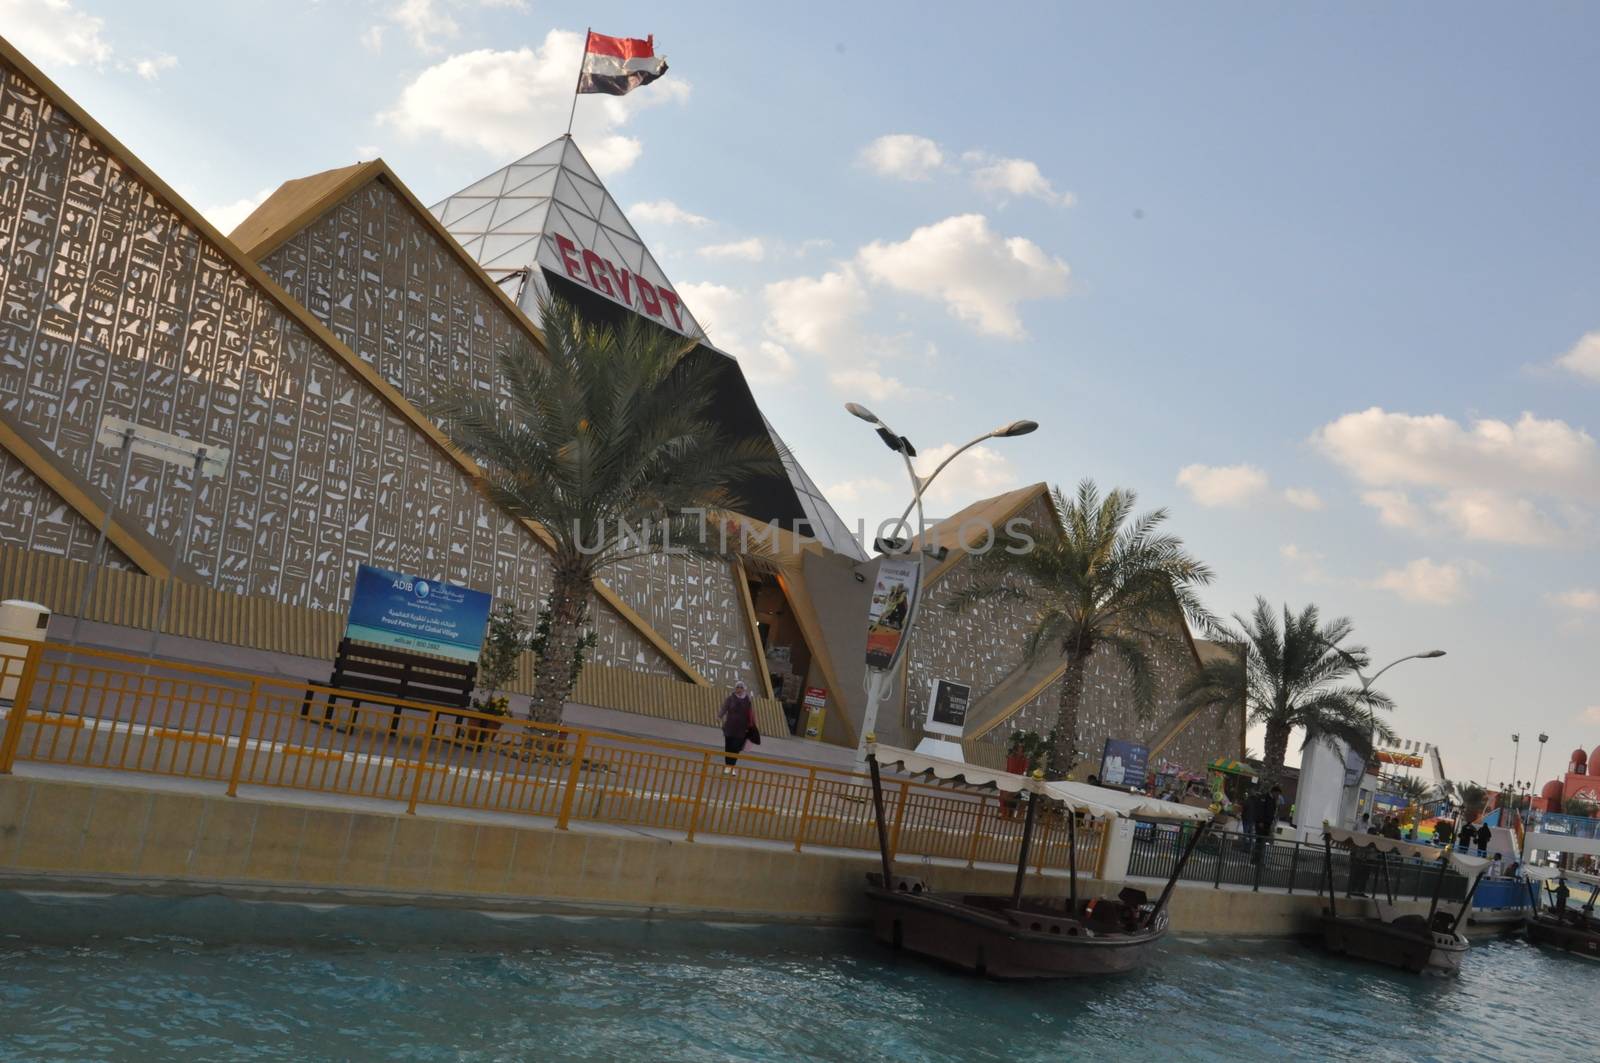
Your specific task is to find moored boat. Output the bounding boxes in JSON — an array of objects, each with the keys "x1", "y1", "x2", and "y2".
[
  {"x1": 1524, "y1": 869, "x2": 1600, "y2": 960},
  {"x1": 1316, "y1": 828, "x2": 1488, "y2": 976},
  {"x1": 864, "y1": 743, "x2": 1213, "y2": 979}
]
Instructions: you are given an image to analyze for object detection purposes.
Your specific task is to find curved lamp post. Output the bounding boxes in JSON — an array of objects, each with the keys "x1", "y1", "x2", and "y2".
[
  {"x1": 843, "y1": 402, "x2": 1037, "y2": 760},
  {"x1": 1320, "y1": 643, "x2": 1446, "y2": 828}
]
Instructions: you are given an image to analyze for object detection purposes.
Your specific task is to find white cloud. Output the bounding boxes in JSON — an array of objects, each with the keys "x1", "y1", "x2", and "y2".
[
  {"x1": 859, "y1": 134, "x2": 945, "y2": 181},
  {"x1": 1280, "y1": 543, "x2": 1330, "y2": 584},
  {"x1": 201, "y1": 188, "x2": 274, "y2": 237},
  {"x1": 1362, "y1": 489, "x2": 1426, "y2": 530},
  {"x1": 697, "y1": 238, "x2": 765, "y2": 262},
  {"x1": 380, "y1": 31, "x2": 689, "y2": 174},
  {"x1": 913, "y1": 443, "x2": 1020, "y2": 513},
  {"x1": 361, "y1": 25, "x2": 385, "y2": 53},
  {"x1": 1580, "y1": 706, "x2": 1600, "y2": 725},
  {"x1": 1175, "y1": 463, "x2": 1269, "y2": 507},
  {"x1": 133, "y1": 54, "x2": 176, "y2": 80},
  {"x1": 1555, "y1": 331, "x2": 1600, "y2": 383},
  {"x1": 1373, "y1": 558, "x2": 1470, "y2": 605},
  {"x1": 1, "y1": 0, "x2": 111, "y2": 68},
  {"x1": 1283, "y1": 487, "x2": 1325, "y2": 511},
  {"x1": 829, "y1": 366, "x2": 906, "y2": 402},
  {"x1": 392, "y1": 0, "x2": 458, "y2": 50},
  {"x1": 823, "y1": 477, "x2": 897, "y2": 506},
  {"x1": 677, "y1": 281, "x2": 794, "y2": 387},
  {"x1": 1318, "y1": 407, "x2": 1600, "y2": 545},
  {"x1": 857, "y1": 214, "x2": 1069, "y2": 338},
  {"x1": 1547, "y1": 589, "x2": 1600, "y2": 612},
  {"x1": 963, "y1": 152, "x2": 1074, "y2": 206},
  {"x1": 630, "y1": 200, "x2": 710, "y2": 227},
  {"x1": 763, "y1": 268, "x2": 869, "y2": 355},
  {"x1": 1428, "y1": 488, "x2": 1564, "y2": 546}
]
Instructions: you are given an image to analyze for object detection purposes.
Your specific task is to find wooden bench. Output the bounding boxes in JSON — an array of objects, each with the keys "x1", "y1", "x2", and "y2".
[{"x1": 302, "y1": 639, "x2": 478, "y2": 735}]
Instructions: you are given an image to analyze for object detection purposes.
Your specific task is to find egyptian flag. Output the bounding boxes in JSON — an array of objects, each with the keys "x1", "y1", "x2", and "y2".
[{"x1": 578, "y1": 31, "x2": 668, "y2": 96}]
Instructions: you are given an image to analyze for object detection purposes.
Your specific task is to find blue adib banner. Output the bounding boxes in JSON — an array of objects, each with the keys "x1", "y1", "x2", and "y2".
[
  {"x1": 344, "y1": 563, "x2": 493, "y2": 663},
  {"x1": 1099, "y1": 738, "x2": 1150, "y2": 789}
]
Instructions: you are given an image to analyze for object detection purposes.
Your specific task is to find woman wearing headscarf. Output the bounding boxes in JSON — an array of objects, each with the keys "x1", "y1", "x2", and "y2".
[{"x1": 717, "y1": 681, "x2": 755, "y2": 776}]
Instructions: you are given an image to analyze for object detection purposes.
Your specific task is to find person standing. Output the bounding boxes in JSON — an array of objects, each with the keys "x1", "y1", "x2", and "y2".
[
  {"x1": 717, "y1": 681, "x2": 755, "y2": 776},
  {"x1": 1475, "y1": 822, "x2": 1492, "y2": 857}
]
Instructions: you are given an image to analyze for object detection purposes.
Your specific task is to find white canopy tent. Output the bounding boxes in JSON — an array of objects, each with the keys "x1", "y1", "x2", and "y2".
[{"x1": 867, "y1": 743, "x2": 1212, "y2": 823}]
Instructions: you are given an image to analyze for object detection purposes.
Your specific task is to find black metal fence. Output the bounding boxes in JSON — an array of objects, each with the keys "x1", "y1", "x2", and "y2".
[{"x1": 1127, "y1": 822, "x2": 1469, "y2": 900}]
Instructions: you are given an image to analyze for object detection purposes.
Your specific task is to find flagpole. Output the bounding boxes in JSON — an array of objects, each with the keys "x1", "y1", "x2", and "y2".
[{"x1": 565, "y1": 27, "x2": 590, "y2": 137}]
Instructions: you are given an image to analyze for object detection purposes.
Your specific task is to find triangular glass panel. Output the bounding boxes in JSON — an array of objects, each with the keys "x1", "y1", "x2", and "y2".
[
  {"x1": 502, "y1": 167, "x2": 558, "y2": 201},
  {"x1": 440, "y1": 199, "x2": 499, "y2": 234},
  {"x1": 489, "y1": 197, "x2": 547, "y2": 230},
  {"x1": 477, "y1": 232, "x2": 542, "y2": 269}
]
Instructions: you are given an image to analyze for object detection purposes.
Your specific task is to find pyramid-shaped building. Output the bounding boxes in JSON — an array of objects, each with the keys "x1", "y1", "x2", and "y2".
[{"x1": 430, "y1": 137, "x2": 864, "y2": 561}]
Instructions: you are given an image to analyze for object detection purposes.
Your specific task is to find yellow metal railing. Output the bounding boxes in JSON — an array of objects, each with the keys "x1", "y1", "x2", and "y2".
[{"x1": 0, "y1": 641, "x2": 1105, "y2": 873}]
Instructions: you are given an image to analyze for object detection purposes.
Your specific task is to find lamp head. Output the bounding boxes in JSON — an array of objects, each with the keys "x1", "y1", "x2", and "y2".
[
  {"x1": 1420, "y1": 650, "x2": 1446, "y2": 659},
  {"x1": 994, "y1": 419, "x2": 1039, "y2": 438},
  {"x1": 845, "y1": 402, "x2": 880, "y2": 425}
]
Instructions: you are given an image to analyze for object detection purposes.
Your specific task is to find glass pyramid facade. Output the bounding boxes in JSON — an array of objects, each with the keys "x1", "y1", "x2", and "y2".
[{"x1": 430, "y1": 137, "x2": 865, "y2": 560}]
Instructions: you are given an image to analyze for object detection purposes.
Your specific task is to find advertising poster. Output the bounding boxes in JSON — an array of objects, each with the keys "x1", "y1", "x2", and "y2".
[
  {"x1": 1099, "y1": 738, "x2": 1150, "y2": 789},
  {"x1": 924, "y1": 679, "x2": 971, "y2": 738},
  {"x1": 802, "y1": 686, "x2": 828, "y2": 740},
  {"x1": 344, "y1": 563, "x2": 493, "y2": 663},
  {"x1": 864, "y1": 557, "x2": 921, "y2": 670}
]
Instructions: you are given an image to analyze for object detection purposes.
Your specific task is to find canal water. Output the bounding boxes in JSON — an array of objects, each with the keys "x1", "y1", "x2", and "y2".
[{"x1": 0, "y1": 891, "x2": 1590, "y2": 1062}]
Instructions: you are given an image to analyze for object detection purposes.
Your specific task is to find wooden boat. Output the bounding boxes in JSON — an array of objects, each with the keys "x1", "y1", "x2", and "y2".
[
  {"x1": 1316, "y1": 828, "x2": 1487, "y2": 976},
  {"x1": 864, "y1": 743, "x2": 1213, "y2": 980},
  {"x1": 1524, "y1": 870, "x2": 1600, "y2": 960}
]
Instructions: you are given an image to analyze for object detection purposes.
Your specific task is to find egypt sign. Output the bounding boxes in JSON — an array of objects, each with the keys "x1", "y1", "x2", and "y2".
[
  {"x1": 1376, "y1": 750, "x2": 1425, "y2": 768},
  {"x1": 549, "y1": 233, "x2": 689, "y2": 333}
]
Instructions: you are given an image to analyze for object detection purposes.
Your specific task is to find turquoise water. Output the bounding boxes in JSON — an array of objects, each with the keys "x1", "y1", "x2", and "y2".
[{"x1": 0, "y1": 892, "x2": 1591, "y2": 1062}]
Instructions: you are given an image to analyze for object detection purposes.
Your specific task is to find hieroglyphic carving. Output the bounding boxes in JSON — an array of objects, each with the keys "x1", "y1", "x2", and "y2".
[
  {"x1": 0, "y1": 58, "x2": 677, "y2": 676},
  {"x1": 0, "y1": 442, "x2": 131, "y2": 568}
]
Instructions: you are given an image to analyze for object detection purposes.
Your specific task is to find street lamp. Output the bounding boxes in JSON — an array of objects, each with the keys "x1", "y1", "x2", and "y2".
[
  {"x1": 1318, "y1": 642, "x2": 1446, "y2": 831},
  {"x1": 1532, "y1": 733, "x2": 1549, "y2": 798},
  {"x1": 1511, "y1": 733, "x2": 1521, "y2": 797},
  {"x1": 845, "y1": 402, "x2": 1036, "y2": 552},
  {"x1": 844, "y1": 402, "x2": 1038, "y2": 760}
]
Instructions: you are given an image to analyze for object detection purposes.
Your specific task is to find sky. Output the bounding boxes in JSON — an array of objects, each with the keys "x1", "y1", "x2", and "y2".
[{"x1": 6, "y1": 1, "x2": 1599, "y2": 791}]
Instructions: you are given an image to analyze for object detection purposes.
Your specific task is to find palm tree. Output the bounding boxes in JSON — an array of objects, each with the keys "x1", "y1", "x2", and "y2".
[
  {"x1": 1176, "y1": 599, "x2": 1397, "y2": 787},
  {"x1": 953, "y1": 480, "x2": 1216, "y2": 778},
  {"x1": 1390, "y1": 775, "x2": 1432, "y2": 809},
  {"x1": 428, "y1": 296, "x2": 779, "y2": 722}
]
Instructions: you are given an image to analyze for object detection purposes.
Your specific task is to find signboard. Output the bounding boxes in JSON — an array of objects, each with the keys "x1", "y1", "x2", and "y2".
[
  {"x1": 1100, "y1": 738, "x2": 1150, "y2": 790},
  {"x1": 344, "y1": 563, "x2": 493, "y2": 663},
  {"x1": 549, "y1": 234, "x2": 690, "y2": 334},
  {"x1": 924, "y1": 679, "x2": 971, "y2": 738},
  {"x1": 864, "y1": 557, "x2": 921, "y2": 670},
  {"x1": 1376, "y1": 749, "x2": 1425, "y2": 768},
  {"x1": 1371, "y1": 791, "x2": 1408, "y2": 816},
  {"x1": 802, "y1": 686, "x2": 828, "y2": 740},
  {"x1": 98, "y1": 414, "x2": 231, "y2": 477}
]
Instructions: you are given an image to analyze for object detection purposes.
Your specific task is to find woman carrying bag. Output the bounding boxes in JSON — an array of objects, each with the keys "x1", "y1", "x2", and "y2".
[{"x1": 717, "y1": 682, "x2": 758, "y2": 776}]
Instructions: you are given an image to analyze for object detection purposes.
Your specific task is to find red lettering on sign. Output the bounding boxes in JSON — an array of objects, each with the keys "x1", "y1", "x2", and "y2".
[
  {"x1": 603, "y1": 261, "x2": 634, "y2": 306},
  {"x1": 581, "y1": 249, "x2": 614, "y2": 297},
  {"x1": 636, "y1": 276, "x2": 662, "y2": 317},
  {"x1": 659, "y1": 288, "x2": 685, "y2": 330},
  {"x1": 553, "y1": 234, "x2": 582, "y2": 280}
]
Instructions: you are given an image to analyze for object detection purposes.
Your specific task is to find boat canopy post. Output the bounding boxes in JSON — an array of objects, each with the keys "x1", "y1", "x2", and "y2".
[
  {"x1": 1011, "y1": 793, "x2": 1039, "y2": 909},
  {"x1": 1145, "y1": 819, "x2": 1212, "y2": 929},
  {"x1": 1322, "y1": 836, "x2": 1338, "y2": 919},
  {"x1": 1425, "y1": 853, "x2": 1451, "y2": 922},
  {"x1": 1448, "y1": 870, "x2": 1488, "y2": 935},
  {"x1": 1066, "y1": 808, "x2": 1079, "y2": 913},
  {"x1": 867, "y1": 753, "x2": 894, "y2": 887},
  {"x1": 1377, "y1": 850, "x2": 1395, "y2": 906}
]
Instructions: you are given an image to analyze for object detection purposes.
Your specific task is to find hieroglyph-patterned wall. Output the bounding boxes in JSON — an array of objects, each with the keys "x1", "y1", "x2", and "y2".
[
  {"x1": 0, "y1": 442, "x2": 130, "y2": 568},
  {"x1": 0, "y1": 58, "x2": 680, "y2": 677},
  {"x1": 255, "y1": 176, "x2": 760, "y2": 689},
  {"x1": 901, "y1": 495, "x2": 1057, "y2": 736},
  {"x1": 971, "y1": 634, "x2": 1243, "y2": 774}
]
